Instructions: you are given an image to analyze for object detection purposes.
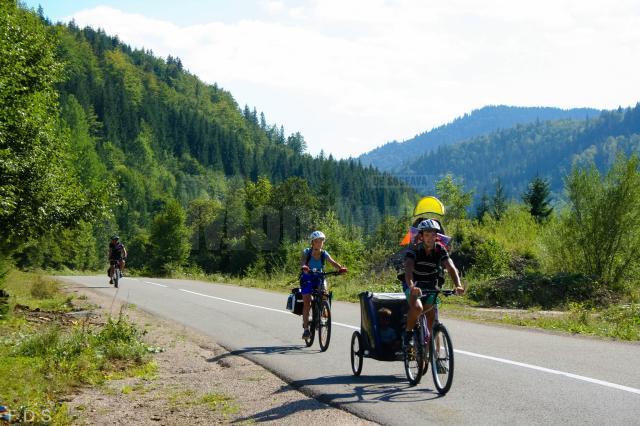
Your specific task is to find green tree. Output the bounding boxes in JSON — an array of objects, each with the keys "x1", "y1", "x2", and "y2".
[
  {"x1": 0, "y1": 3, "x2": 95, "y2": 255},
  {"x1": 187, "y1": 197, "x2": 221, "y2": 269},
  {"x1": 491, "y1": 179, "x2": 508, "y2": 221},
  {"x1": 522, "y1": 175, "x2": 553, "y2": 223},
  {"x1": 557, "y1": 154, "x2": 640, "y2": 291},
  {"x1": 435, "y1": 174, "x2": 473, "y2": 220},
  {"x1": 476, "y1": 191, "x2": 491, "y2": 222},
  {"x1": 149, "y1": 200, "x2": 190, "y2": 275}
]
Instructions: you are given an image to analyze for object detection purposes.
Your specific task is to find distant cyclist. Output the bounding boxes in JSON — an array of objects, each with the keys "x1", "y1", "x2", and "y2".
[
  {"x1": 403, "y1": 219, "x2": 464, "y2": 345},
  {"x1": 108, "y1": 235, "x2": 127, "y2": 285},
  {"x1": 299, "y1": 231, "x2": 347, "y2": 339}
]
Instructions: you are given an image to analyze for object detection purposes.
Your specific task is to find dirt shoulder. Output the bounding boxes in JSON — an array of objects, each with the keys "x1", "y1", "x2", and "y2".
[{"x1": 64, "y1": 284, "x2": 375, "y2": 425}]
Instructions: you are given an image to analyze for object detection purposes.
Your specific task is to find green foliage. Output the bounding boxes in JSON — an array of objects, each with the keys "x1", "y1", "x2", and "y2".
[
  {"x1": 490, "y1": 179, "x2": 508, "y2": 220},
  {"x1": 522, "y1": 175, "x2": 553, "y2": 222},
  {"x1": 0, "y1": 3, "x2": 97, "y2": 254},
  {"x1": 149, "y1": 200, "x2": 190, "y2": 275},
  {"x1": 554, "y1": 154, "x2": 640, "y2": 290},
  {"x1": 470, "y1": 238, "x2": 511, "y2": 278},
  {"x1": 435, "y1": 174, "x2": 473, "y2": 220},
  {"x1": 466, "y1": 273, "x2": 602, "y2": 309}
]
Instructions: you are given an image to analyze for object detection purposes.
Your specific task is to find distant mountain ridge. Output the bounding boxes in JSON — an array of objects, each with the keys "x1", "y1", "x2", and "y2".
[
  {"x1": 396, "y1": 105, "x2": 640, "y2": 200},
  {"x1": 358, "y1": 105, "x2": 600, "y2": 172}
]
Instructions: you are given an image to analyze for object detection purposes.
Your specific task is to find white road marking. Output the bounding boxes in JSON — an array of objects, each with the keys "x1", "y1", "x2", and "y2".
[
  {"x1": 143, "y1": 281, "x2": 168, "y2": 288},
  {"x1": 179, "y1": 289, "x2": 292, "y2": 314},
  {"x1": 178, "y1": 287, "x2": 640, "y2": 396},
  {"x1": 455, "y1": 349, "x2": 640, "y2": 395}
]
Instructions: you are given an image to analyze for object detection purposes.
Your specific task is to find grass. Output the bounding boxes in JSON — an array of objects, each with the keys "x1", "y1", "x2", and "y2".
[
  {"x1": 199, "y1": 392, "x2": 239, "y2": 415},
  {"x1": 443, "y1": 301, "x2": 640, "y2": 340},
  {"x1": 0, "y1": 270, "x2": 155, "y2": 423}
]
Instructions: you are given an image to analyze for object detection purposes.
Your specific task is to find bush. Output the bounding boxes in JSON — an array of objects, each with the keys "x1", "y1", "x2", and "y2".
[
  {"x1": 466, "y1": 272, "x2": 605, "y2": 309},
  {"x1": 471, "y1": 238, "x2": 511, "y2": 279},
  {"x1": 29, "y1": 276, "x2": 58, "y2": 300}
]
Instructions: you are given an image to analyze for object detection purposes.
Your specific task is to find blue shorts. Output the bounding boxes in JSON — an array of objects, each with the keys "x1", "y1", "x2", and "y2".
[{"x1": 300, "y1": 273, "x2": 325, "y2": 295}]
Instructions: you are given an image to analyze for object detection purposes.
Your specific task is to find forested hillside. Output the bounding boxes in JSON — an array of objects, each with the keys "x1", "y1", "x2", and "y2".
[
  {"x1": 4, "y1": 8, "x2": 416, "y2": 274},
  {"x1": 358, "y1": 105, "x2": 599, "y2": 172},
  {"x1": 398, "y1": 106, "x2": 640, "y2": 199}
]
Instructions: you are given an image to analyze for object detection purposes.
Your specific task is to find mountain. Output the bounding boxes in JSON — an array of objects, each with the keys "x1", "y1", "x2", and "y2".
[
  {"x1": 53, "y1": 22, "x2": 416, "y2": 236},
  {"x1": 397, "y1": 105, "x2": 640, "y2": 200},
  {"x1": 358, "y1": 105, "x2": 600, "y2": 172}
]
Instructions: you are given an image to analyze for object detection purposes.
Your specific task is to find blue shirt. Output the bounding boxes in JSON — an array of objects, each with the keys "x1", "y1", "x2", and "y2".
[{"x1": 304, "y1": 248, "x2": 329, "y2": 272}]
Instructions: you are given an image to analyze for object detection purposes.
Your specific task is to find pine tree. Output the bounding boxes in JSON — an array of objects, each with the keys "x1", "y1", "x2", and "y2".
[
  {"x1": 522, "y1": 175, "x2": 553, "y2": 223},
  {"x1": 491, "y1": 179, "x2": 507, "y2": 220}
]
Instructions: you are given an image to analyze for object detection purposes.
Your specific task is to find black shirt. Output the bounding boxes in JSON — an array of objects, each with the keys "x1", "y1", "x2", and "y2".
[{"x1": 404, "y1": 242, "x2": 449, "y2": 289}]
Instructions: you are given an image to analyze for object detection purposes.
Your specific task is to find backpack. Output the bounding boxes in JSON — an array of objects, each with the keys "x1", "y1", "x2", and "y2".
[{"x1": 305, "y1": 248, "x2": 326, "y2": 269}]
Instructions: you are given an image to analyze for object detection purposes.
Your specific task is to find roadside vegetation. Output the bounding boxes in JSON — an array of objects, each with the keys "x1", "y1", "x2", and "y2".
[{"x1": 0, "y1": 270, "x2": 154, "y2": 424}]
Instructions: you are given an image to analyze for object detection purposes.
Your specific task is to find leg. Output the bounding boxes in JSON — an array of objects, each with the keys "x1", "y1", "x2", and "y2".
[
  {"x1": 405, "y1": 287, "x2": 423, "y2": 332},
  {"x1": 302, "y1": 294, "x2": 311, "y2": 329}
]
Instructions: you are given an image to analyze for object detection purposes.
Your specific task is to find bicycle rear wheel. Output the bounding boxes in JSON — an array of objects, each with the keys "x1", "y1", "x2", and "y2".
[
  {"x1": 430, "y1": 323, "x2": 454, "y2": 394},
  {"x1": 403, "y1": 323, "x2": 425, "y2": 386},
  {"x1": 304, "y1": 302, "x2": 316, "y2": 347},
  {"x1": 318, "y1": 300, "x2": 331, "y2": 352}
]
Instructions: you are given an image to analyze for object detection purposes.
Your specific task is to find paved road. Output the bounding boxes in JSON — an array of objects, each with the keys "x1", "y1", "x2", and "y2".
[{"x1": 61, "y1": 275, "x2": 640, "y2": 425}]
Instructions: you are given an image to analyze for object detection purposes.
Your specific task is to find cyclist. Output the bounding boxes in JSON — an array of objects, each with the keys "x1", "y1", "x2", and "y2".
[
  {"x1": 299, "y1": 230, "x2": 347, "y2": 339},
  {"x1": 108, "y1": 235, "x2": 127, "y2": 285},
  {"x1": 403, "y1": 219, "x2": 464, "y2": 345}
]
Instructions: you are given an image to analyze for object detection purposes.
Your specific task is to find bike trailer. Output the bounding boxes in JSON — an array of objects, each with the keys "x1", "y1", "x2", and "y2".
[
  {"x1": 358, "y1": 291, "x2": 406, "y2": 360},
  {"x1": 286, "y1": 288, "x2": 304, "y2": 315}
]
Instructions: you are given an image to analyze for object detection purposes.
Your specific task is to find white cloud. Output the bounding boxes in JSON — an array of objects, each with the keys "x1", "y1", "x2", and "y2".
[{"x1": 67, "y1": 1, "x2": 640, "y2": 158}]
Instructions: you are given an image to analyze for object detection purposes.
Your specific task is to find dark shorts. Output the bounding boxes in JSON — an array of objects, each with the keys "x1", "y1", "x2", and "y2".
[{"x1": 403, "y1": 282, "x2": 439, "y2": 305}]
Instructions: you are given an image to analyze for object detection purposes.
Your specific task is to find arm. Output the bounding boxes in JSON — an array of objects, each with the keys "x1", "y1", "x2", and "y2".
[
  {"x1": 443, "y1": 258, "x2": 464, "y2": 294},
  {"x1": 300, "y1": 251, "x2": 308, "y2": 271},
  {"x1": 122, "y1": 246, "x2": 128, "y2": 259},
  {"x1": 404, "y1": 257, "x2": 415, "y2": 289},
  {"x1": 325, "y1": 253, "x2": 343, "y2": 270}
]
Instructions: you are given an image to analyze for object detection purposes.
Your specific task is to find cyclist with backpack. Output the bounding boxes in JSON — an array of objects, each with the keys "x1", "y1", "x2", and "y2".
[
  {"x1": 403, "y1": 219, "x2": 464, "y2": 345},
  {"x1": 108, "y1": 235, "x2": 127, "y2": 285},
  {"x1": 300, "y1": 231, "x2": 347, "y2": 339}
]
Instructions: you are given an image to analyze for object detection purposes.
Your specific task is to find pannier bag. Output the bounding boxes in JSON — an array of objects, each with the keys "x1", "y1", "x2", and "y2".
[{"x1": 286, "y1": 288, "x2": 304, "y2": 315}]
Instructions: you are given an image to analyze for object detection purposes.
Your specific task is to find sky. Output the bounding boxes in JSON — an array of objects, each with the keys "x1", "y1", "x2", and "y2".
[{"x1": 23, "y1": 0, "x2": 640, "y2": 159}]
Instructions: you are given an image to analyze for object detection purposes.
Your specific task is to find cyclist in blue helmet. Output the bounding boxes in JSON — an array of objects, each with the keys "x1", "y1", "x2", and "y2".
[{"x1": 403, "y1": 219, "x2": 463, "y2": 345}]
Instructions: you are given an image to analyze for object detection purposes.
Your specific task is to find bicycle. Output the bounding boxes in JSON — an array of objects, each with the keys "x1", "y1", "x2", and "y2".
[
  {"x1": 403, "y1": 288, "x2": 456, "y2": 393},
  {"x1": 110, "y1": 260, "x2": 123, "y2": 288},
  {"x1": 301, "y1": 270, "x2": 344, "y2": 352}
]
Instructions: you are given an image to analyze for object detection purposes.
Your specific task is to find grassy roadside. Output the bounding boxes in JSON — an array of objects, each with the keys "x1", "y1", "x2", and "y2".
[
  {"x1": 0, "y1": 270, "x2": 155, "y2": 424},
  {"x1": 169, "y1": 268, "x2": 640, "y2": 341}
]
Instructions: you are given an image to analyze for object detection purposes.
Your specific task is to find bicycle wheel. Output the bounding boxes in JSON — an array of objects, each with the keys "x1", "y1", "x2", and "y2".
[
  {"x1": 420, "y1": 315, "x2": 431, "y2": 376},
  {"x1": 318, "y1": 300, "x2": 332, "y2": 352},
  {"x1": 403, "y1": 323, "x2": 425, "y2": 386},
  {"x1": 113, "y1": 268, "x2": 119, "y2": 288},
  {"x1": 350, "y1": 331, "x2": 363, "y2": 376},
  {"x1": 304, "y1": 302, "x2": 316, "y2": 347},
  {"x1": 430, "y1": 323, "x2": 454, "y2": 394}
]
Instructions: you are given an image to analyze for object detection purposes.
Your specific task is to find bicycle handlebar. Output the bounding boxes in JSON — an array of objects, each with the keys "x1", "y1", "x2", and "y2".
[
  {"x1": 302, "y1": 270, "x2": 344, "y2": 277},
  {"x1": 418, "y1": 289, "x2": 456, "y2": 299}
]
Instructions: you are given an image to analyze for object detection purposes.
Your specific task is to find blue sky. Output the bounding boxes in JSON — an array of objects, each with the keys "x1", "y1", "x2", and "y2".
[{"x1": 23, "y1": 0, "x2": 640, "y2": 158}]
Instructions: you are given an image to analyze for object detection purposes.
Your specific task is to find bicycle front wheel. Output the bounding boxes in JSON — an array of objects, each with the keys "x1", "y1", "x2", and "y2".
[
  {"x1": 318, "y1": 300, "x2": 332, "y2": 352},
  {"x1": 113, "y1": 268, "x2": 120, "y2": 288},
  {"x1": 430, "y1": 323, "x2": 454, "y2": 394},
  {"x1": 403, "y1": 324, "x2": 425, "y2": 386}
]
